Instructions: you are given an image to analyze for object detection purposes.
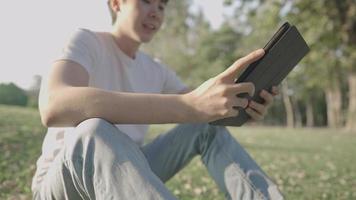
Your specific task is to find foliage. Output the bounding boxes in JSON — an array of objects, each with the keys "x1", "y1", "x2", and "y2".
[
  {"x1": 26, "y1": 94, "x2": 39, "y2": 108},
  {"x1": 223, "y1": 0, "x2": 356, "y2": 127},
  {"x1": 188, "y1": 22, "x2": 242, "y2": 87},
  {"x1": 287, "y1": 0, "x2": 344, "y2": 89},
  {"x1": 26, "y1": 75, "x2": 41, "y2": 108},
  {"x1": 0, "y1": 83, "x2": 28, "y2": 106}
]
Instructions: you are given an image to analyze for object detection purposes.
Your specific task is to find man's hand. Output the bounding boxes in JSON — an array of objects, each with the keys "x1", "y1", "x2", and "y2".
[
  {"x1": 245, "y1": 86, "x2": 279, "y2": 121},
  {"x1": 183, "y1": 49, "x2": 265, "y2": 122}
]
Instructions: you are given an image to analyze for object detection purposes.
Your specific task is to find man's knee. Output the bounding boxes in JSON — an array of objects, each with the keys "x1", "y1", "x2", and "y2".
[
  {"x1": 192, "y1": 123, "x2": 229, "y2": 138},
  {"x1": 76, "y1": 118, "x2": 117, "y2": 138},
  {"x1": 66, "y1": 118, "x2": 143, "y2": 160},
  {"x1": 183, "y1": 123, "x2": 230, "y2": 154},
  {"x1": 63, "y1": 118, "x2": 121, "y2": 159}
]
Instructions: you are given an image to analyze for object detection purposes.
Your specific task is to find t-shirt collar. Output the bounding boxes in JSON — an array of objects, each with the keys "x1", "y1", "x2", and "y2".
[{"x1": 108, "y1": 33, "x2": 137, "y2": 66}]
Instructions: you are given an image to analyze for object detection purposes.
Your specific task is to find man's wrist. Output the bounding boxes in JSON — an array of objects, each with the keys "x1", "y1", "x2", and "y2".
[{"x1": 179, "y1": 92, "x2": 200, "y2": 123}]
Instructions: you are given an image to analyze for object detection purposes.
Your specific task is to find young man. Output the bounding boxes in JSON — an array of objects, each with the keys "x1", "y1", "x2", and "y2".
[{"x1": 32, "y1": 0, "x2": 283, "y2": 199}]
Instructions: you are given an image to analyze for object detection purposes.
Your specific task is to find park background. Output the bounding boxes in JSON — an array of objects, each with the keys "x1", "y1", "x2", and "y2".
[{"x1": 0, "y1": 0, "x2": 355, "y2": 199}]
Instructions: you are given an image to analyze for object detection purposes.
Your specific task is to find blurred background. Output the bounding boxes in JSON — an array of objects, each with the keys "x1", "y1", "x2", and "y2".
[{"x1": 0, "y1": 0, "x2": 355, "y2": 199}]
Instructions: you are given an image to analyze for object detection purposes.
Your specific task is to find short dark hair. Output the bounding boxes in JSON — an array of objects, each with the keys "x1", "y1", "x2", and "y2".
[{"x1": 107, "y1": 0, "x2": 169, "y2": 25}]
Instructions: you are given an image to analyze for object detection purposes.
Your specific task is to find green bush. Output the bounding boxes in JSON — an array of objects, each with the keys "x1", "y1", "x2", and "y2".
[{"x1": 0, "y1": 83, "x2": 28, "y2": 106}]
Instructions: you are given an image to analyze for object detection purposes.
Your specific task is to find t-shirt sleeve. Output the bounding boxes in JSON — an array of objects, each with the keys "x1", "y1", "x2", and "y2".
[
  {"x1": 160, "y1": 63, "x2": 188, "y2": 94},
  {"x1": 55, "y1": 28, "x2": 98, "y2": 76}
]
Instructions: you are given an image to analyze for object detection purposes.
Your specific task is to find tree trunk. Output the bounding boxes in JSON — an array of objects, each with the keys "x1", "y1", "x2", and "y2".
[
  {"x1": 306, "y1": 96, "x2": 315, "y2": 127},
  {"x1": 346, "y1": 73, "x2": 356, "y2": 132},
  {"x1": 294, "y1": 100, "x2": 303, "y2": 127},
  {"x1": 325, "y1": 81, "x2": 342, "y2": 128},
  {"x1": 282, "y1": 81, "x2": 294, "y2": 128}
]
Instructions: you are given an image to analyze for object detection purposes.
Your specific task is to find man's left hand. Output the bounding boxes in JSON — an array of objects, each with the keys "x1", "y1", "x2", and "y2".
[{"x1": 245, "y1": 86, "x2": 279, "y2": 121}]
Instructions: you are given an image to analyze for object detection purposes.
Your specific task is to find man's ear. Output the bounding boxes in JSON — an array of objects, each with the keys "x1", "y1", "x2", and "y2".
[{"x1": 110, "y1": 0, "x2": 120, "y2": 12}]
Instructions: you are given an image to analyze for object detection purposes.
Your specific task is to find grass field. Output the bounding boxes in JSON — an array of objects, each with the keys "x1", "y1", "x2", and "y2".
[{"x1": 0, "y1": 105, "x2": 355, "y2": 200}]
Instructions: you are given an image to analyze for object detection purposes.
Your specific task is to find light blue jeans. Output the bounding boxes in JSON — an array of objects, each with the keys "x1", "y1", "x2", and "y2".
[{"x1": 33, "y1": 118, "x2": 283, "y2": 200}]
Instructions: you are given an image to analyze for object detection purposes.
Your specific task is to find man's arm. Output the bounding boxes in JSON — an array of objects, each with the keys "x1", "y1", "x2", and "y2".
[
  {"x1": 40, "y1": 49, "x2": 265, "y2": 127},
  {"x1": 40, "y1": 60, "x2": 196, "y2": 127}
]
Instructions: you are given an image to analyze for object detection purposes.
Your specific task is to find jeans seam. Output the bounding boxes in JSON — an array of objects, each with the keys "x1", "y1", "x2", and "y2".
[{"x1": 63, "y1": 157, "x2": 92, "y2": 200}]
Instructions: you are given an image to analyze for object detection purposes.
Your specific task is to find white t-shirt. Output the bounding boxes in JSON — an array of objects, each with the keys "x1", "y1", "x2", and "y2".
[{"x1": 33, "y1": 28, "x2": 187, "y2": 189}]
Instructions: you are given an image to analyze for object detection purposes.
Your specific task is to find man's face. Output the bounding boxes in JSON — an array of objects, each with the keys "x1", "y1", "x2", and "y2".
[{"x1": 116, "y1": 0, "x2": 166, "y2": 43}]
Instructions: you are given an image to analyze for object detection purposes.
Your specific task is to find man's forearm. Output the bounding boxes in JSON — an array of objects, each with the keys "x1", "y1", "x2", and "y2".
[{"x1": 42, "y1": 86, "x2": 196, "y2": 127}]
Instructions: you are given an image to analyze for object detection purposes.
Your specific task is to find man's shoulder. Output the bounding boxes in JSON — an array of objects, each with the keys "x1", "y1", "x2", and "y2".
[
  {"x1": 68, "y1": 28, "x2": 102, "y2": 46},
  {"x1": 71, "y1": 28, "x2": 96, "y2": 38}
]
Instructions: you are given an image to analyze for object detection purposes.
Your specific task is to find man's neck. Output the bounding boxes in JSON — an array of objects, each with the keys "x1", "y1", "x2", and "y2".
[{"x1": 110, "y1": 29, "x2": 140, "y2": 59}]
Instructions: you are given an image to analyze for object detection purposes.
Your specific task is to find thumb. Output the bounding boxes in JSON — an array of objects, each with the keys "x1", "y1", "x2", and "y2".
[{"x1": 219, "y1": 49, "x2": 265, "y2": 82}]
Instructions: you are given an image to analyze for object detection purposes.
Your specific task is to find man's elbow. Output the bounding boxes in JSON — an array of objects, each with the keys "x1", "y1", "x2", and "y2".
[
  {"x1": 39, "y1": 90, "x2": 65, "y2": 127},
  {"x1": 40, "y1": 103, "x2": 84, "y2": 127},
  {"x1": 39, "y1": 98, "x2": 62, "y2": 127},
  {"x1": 40, "y1": 107, "x2": 55, "y2": 127}
]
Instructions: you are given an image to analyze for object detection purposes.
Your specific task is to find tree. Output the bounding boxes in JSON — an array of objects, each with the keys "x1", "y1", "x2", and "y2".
[
  {"x1": 27, "y1": 75, "x2": 42, "y2": 108},
  {"x1": 0, "y1": 83, "x2": 28, "y2": 106},
  {"x1": 325, "y1": 0, "x2": 356, "y2": 131},
  {"x1": 288, "y1": 0, "x2": 354, "y2": 128},
  {"x1": 188, "y1": 22, "x2": 242, "y2": 87}
]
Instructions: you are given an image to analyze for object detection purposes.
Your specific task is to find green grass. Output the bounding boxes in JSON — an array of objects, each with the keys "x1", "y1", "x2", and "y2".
[
  {"x1": 0, "y1": 105, "x2": 355, "y2": 199},
  {"x1": 0, "y1": 105, "x2": 45, "y2": 200}
]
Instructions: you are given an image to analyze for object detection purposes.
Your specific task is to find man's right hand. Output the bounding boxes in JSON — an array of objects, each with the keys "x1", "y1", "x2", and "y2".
[{"x1": 183, "y1": 49, "x2": 265, "y2": 122}]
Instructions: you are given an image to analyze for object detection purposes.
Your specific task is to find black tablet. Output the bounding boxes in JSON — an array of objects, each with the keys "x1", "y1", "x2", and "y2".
[{"x1": 210, "y1": 22, "x2": 310, "y2": 126}]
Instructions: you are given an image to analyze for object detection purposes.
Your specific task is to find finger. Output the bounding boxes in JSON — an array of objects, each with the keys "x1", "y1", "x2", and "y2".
[
  {"x1": 226, "y1": 109, "x2": 239, "y2": 118},
  {"x1": 248, "y1": 100, "x2": 267, "y2": 116},
  {"x1": 260, "y1": 90, "x2": 274, "y2": 106},
  {"x1": 227, "y1": 82, "x2": 255, "y2": 97},
  {"x1": 219, "y1": 49, "x2": 265, "y2": 81},
  {"x1": 232, "y1": 97, "x2": 249, "y2": 109},
  {"x1": 245, "y1": 107, "x2": 264, "y2": 121},
  {"x1": 271, "y1": 86, "x2": 279, "y2": 96}
]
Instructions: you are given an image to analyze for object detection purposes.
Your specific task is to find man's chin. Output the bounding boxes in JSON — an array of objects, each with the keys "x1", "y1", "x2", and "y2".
[{"x1": 140, "y1": 36, "x2": 155, "y2": 43}]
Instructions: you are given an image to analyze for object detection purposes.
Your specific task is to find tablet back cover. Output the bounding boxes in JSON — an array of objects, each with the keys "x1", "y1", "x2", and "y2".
[{"x1": 211, "y1": 25, "x2": 310, "y2": 126}]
